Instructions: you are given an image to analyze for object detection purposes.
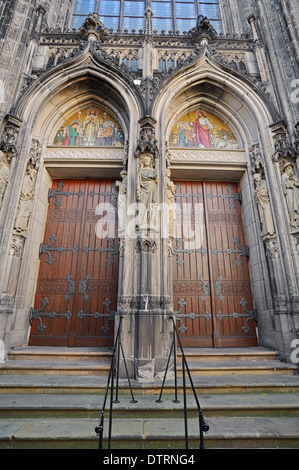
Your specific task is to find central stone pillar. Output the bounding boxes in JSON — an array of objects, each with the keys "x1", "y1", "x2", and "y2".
[{"x1": 116, "y1": 117, "x2": 174, "y2": 381}]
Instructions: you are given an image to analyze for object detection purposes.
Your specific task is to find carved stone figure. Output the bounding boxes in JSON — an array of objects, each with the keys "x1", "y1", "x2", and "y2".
[
  {"x1": 166, "y1": 167, "x2": 176, "y2": 238},
  {"x1": 253, "y1": 173, "x2": 275, "y2": 239},
  {"x1": 281, "y1": 163, "x2": 299, "y2": 233},
  {"x1": 115, "y1": 170, "x2": 127, "y2": 238},
  {"x1": 136, "y1": 153, "x2": 158, "y2": 231},
  {"x1": 0, "y1": 151, "x2": 9, "y2": 209},
  {"x1": 14, "y1": 167, "x2": 38, "y2": 235}
]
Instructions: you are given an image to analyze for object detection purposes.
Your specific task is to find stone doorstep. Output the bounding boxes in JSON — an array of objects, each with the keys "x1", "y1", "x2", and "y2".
[
  {"x1": 0, "y1": 359, "x2": 296, "y2": 377},
  {"x1": 7, "y1": 347, "x2": 113, "y2": 362},
  {"x1": 1, "y1": 393, "x2": 299, "y2": 418},
  {"x1": 0, "y1": 417, "x2": 299, "y2": 449},
  {"x1": 0, "y1": 373, "x2": 299, "y2": 395}
]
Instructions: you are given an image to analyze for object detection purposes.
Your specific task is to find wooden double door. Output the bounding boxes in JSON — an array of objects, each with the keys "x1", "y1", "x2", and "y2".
[
  {"x1": 29, "y1": 179, "x2": 118, "y2": 347},
  {"x1": 30, "y1": 178, "x2": 257, "y2": 349},
  {"x1": 173, "y1": 181, "x2": 258, "y2": 348}
]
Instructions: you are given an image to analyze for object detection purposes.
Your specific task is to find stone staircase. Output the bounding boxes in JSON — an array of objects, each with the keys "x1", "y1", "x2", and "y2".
[{"x1": 0, "y1": 346, "x2": 299, "y2": 449}]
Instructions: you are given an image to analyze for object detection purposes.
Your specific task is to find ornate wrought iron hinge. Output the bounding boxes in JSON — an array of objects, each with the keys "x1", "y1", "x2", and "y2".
[
  {"x1": 77, "y1": 298, "x2": 115, "y2": 334},
  {"x1": 212, "y1": 237, "x2": 249, "y2": 267},
  {"x1": 83, "y1": 238, "x2": 119, "y2": 265},
  {"x1": 88, "y1": 186, "x2": 118, "y2": 207},
  {"x1": 172, "y1": 238, "x2": 207, "y2": 266},
  {"x1": 29, "y1": 297, "x2": 72, "y2": 332},
  {"x1": 207, "y1": 184, "x2": 242, "y2": 209},
  {"x1": 216, "y1": 299, "x2": 257, "y2": 334},
  {"x1": 48, "y1": 181, "x2": 84, "y2": 207},
  {"x1": 39, "y1": 234, "x2": 78, "y2": 265},
  {"x1": 174, "y1": 183, "x2": 203, "y2": 206},
  {"x1": 174, "y1": 299, "x2": 211, "y2": 334}
]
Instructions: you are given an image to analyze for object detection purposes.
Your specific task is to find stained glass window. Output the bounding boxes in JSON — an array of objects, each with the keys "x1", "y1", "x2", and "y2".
[{"x1": 71, "y1": 0, "x2": 222, "y2": 34}]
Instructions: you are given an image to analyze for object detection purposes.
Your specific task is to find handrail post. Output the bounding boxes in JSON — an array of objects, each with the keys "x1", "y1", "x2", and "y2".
[
  {"x1": 169, "y1": 315, "x2": 209, "y2": 449},
  {"x1": 172, "y1": 319, "x2": 180, "y2": 404},
  {"x1": 182, "y1": 356, "x2": 188, "y2": 449}
]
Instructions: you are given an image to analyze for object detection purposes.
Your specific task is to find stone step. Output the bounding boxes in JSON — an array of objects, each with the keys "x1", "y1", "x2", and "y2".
[
  {"x1": 1, "y1": 416, "x2": 299, "y2": 449},
  {"x1": 177, "y1": 360, "x2": 298, "y2": 376},
  {"x1": 0, "y1": 360, "x2": 111, "y2": 376},
  {"x1": 7, "y1": 346, "x2": 278, "y2": 363},
  {"x1": 1, "y1": 393, "x2": 299, "y2": 419},
  {"x1": 7, "y1": 347, "x2": 112, "y2": 362},
  {"x1": 0, "y1": 358, "x2": 296, "y2": 377},
  {"x1": 178, "y1": 347, "x2": 279, "y2": 362},
  {"x1": 0, "y1": 374, "x2": 299, "y2": 395}
]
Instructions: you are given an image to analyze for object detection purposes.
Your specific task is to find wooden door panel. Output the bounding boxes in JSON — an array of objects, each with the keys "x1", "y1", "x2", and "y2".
[
  {"x1": 29, "y1": 179, "x2": 118, "y2": 347},
  {"x1": 173, "y1": 181, "x2": 213, "y2": 347},
  {"x1": 204, "y1": 182, "x2": 257, "y2": 347},
  {"x1": 173, "y1": 181, "x2": 257, "y2": 348},
  {"x1": 72, "y1": 179, "x2": 118, "y2": 346}
]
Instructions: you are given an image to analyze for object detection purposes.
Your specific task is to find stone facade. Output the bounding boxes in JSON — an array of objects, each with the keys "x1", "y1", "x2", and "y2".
[{"x1": 0, "y1": 0, "x2": 298, "y2": 378}]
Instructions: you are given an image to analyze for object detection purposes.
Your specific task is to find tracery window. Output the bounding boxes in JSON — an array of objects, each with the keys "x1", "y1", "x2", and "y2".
[{"x1": 71, "y1": 0, "x2": 222, "y2": 33}]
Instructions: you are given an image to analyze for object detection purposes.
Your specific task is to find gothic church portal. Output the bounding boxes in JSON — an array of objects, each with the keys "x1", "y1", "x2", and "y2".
[{"x1": 0, "y1": 0, "x2": 298, "y2": 380}]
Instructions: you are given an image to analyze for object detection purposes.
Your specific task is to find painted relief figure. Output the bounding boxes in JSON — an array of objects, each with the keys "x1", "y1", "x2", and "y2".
[
  {"x1": 170, "y1": 109, "x2": 239, "y2": 150},
  {"x1": 191, "y1": 109, "x2": 214, "y2": 148},
  {"x1": 53, "y1": 107, "x2": 124, "y2": 147},
  {"x1": 83, "y1": 108, "x2": 100, "y2": 146},
  {"x1": 177, "y1": 122, "x2": 194, "y2": 148},
  {"x1": 63, "y1": 121, "x2": 81, "y2": 146}
]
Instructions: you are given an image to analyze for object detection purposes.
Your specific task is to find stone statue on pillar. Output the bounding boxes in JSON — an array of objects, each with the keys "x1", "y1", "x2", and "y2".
[
  {"x1": 166, "y1": 167, "x2": 176, "y2": 238},
  {"x1": 0, "y1": 151, "x2": 10, "y2": 209},
  {"x1": 281, "y1": 162, "x2": 299, "y2": 233},
  {"x1": 253, "y1": 172, "x2": 275, "y2": 239},
  {"x1": 13, "y1": 166, "x2": 38, "y2": 236},
  {"x1": 115, "y1": 169, "x2": 127, "y2": 238},
  {"x1": 136, "y1": 153, "x2": 158, "y2": 233}
]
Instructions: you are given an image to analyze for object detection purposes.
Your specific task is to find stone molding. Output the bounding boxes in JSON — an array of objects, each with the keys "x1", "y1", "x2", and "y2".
[
  {"x1": 169, "y1": 148, "x2": 246, "y2": 163},
  {"x1": 44, "y1": 146, "x2": 126, "y2": 160}
]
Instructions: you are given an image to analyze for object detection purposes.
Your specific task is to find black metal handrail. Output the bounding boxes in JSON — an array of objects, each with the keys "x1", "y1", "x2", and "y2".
[
  {"x1": 95, "y1": 315, "x2": 137, "y2": 449},
  {"x1": 157, "y1": 316, "x2": 209, "y2": 449},
  {"x1": 95, "y1": 314, "x2": 209, "y2": 449}
]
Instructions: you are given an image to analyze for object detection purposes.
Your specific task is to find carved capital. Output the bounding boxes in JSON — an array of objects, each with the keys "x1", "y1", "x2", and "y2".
[
  {"x1": 78, "y1": 12, "x2": 109, "y2": 42},
  {"x1": 27, "y1": 138, "x2": 42, "y2": 169},
  {"x1": 0, "y1": 114, "x2": 22, "y2": 160},
  {"x1": 188, "y1": 15, "x2": 218, "y2": 43},
  {"x1": 265, "y1": 238, "x2": 279, "y2": 259},
  {"x1": 9, "y1": 234, "x2": 25, "y2": 257},
  {"x1": 249, "y1": 143, "x2": 264, "y2": 171},
  {"x1": 270, "y1": 121, "x2": 294, "y2": 162},
  {"x1": 135, "y1": 116, "x2": 159, "y2": 159}
]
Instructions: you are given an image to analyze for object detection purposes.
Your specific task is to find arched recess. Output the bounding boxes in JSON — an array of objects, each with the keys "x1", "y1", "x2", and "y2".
[
  {"x1": 2, "y1": 46, "x2": 144, "y2": 348},
  {"x1": 151, "y1": 50, "x2": 289, "y2": 349}
]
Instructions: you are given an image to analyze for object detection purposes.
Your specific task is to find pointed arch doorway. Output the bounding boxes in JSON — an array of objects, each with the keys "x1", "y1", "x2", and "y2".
[
  {"x1": 29, "y1": 178, "x2": 119, "y2": 347},
  {"x1": 173, "y1": 180, "x2": 258, "y2": 348}
]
